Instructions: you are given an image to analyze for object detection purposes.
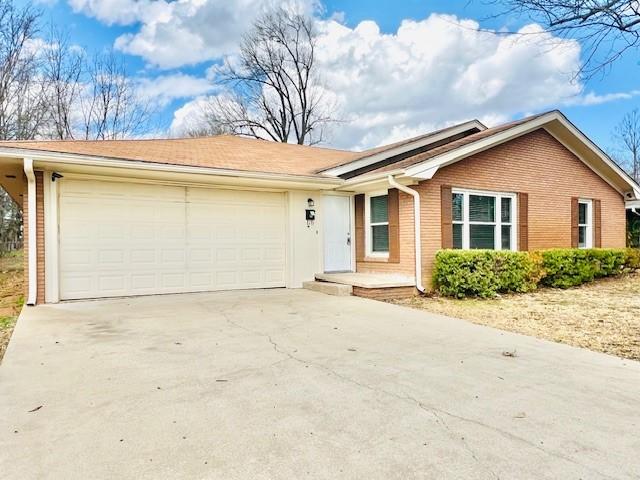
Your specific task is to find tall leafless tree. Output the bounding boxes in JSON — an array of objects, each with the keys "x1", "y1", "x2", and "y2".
[
  {"x1": 614, "y1": 108, "x2": 640, "y2": 182},
  {"x1": 0, "y1": 0, "x2": 155, "y2": 252},
  {"x1": 78, "y1": 50, "x2": 152, "y2": 140},
  {"x1": 0, "y1": 1, "x2": 49, "y2": 141},
  {"x1": 42, "y1": 27, "x2": 83, "y2": 140},
  {"x1": 496, "y1": 1, "x2": 640, "y2": 77},
  {"x1": 195, "y1": 7, "x2": 334, "y2": 145},
  {"x1": 0, "y1": 1, "x2": 42, "y2": 252}
]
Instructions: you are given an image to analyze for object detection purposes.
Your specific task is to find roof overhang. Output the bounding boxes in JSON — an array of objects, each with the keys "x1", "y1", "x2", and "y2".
[
  {"x1": 400, "y1": 111, "x2": 640, "y2": 199},
  {"x1": 627, "y1": 199, "x2": 640, "y2": 210},
  {"x1": 0, "y1": 148, "x2": 345, "y2": 191},
  {"x1": 320, "y1": 120, "x2": 487, "y2": 177}
]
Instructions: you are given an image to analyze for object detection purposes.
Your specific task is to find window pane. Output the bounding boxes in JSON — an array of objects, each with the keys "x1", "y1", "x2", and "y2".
[
  {"x1": 469, "y1": 195, "x2": 495, "y2": 222},
  {"x1": 578, "y1": 226, "x2": 586, "y2": 248},
  {"x1": 370, "y1": 195, "x2": 388, "y2": 223},
  {"x1": 501, "y1": 198, "x2": 512, "y2": 223},
  {"x1": 372, "y1": 225, "x2": 389, "y2": 252},
  {"x1": 453, "y1": 224, "x2": 463, "y2": 249},
  {"x1": 452, "y1": 193, "x2": 463, "y2": 222},
  {"x1": 501, "y1": 225, "x2": 511, "y2": 250},
  {"x1": 470, "y1": 224, "x2": 495, "y2": 249},
  {"x1": 578, "y1": 202, "x2": 587, "y2": 225}
]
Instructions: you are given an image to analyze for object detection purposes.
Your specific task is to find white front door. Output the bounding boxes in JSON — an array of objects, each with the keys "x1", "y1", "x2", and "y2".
[{"x1": 323, "y1": 195, "x2": 352, "y2": 272}]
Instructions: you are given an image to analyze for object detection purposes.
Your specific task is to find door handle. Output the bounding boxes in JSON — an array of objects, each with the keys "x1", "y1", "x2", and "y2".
[{"x1": 347, "y1": 233, "x2": 351, "y2": 245}]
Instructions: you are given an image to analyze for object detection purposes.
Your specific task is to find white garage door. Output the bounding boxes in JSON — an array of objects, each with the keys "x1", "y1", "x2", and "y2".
[{"x1": 59, "y1": 179, "x2": 287, "y2": 300}]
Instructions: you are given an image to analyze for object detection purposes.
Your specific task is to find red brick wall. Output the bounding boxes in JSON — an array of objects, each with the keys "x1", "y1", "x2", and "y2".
[
  {"x1": 356, "y1": 129, "x2": 626, "y2": 290},
  {"x1": 23, "y1": 171, "x2": 45, "y2": 304},
  {"x1": 352, "y1": 286, "x2": 417, "y2": 300},
  {"x1": 356, "y1": 190, "x2": 416, "y2": 276}
]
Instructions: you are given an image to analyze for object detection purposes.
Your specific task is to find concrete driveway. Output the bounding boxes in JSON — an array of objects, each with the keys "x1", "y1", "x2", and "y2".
[{"x1": 1, "y1": 290, "x2": 639, "y2": 479}]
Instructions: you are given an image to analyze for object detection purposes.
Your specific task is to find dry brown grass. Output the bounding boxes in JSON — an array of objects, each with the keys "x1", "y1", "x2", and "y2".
[
  {"x1": 394, "y1": 271, "x2": 640, "y2": 361},
  {"x1": 0, "y1": 250, "x2": 24, "y2": 362}
]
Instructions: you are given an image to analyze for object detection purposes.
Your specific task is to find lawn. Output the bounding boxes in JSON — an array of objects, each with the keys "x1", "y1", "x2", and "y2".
[
  {"x1": 0, "y1": 250, "x2": 24, "y2": 362},
  {"x1": 394, "y1": 271, "x2": 640, "y2": 361}
]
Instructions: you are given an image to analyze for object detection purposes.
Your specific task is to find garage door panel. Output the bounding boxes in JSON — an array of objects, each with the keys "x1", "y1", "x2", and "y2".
[{"x1": 59, "y1": 180, "x2": 286, "y2": 300}]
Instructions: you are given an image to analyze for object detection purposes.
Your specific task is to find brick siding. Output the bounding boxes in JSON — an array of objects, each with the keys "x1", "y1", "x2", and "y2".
[
  {"x1": 23, "y1": 171, "x2": 45, "y2": 304},
  {"x1": 352, "y1": 286, "x2": 417, "y2": 300},
  {"x1": 356, "y1": 128, "x2": 627, "y2": 290}
]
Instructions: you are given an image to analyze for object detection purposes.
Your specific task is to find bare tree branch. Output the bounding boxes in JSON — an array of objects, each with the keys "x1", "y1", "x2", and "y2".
[
  {"x1": 493, "y1": 0, "x2": 640, "y2": 78},
  {"x1": 79, "y1": 50, "x2": 153, "y2": 140},
  {"x1": 191, "y1": 7, "x2": 335, "y2": 145},
  {"x1": 613, "y1": 108, "x2": 640, "y2": 182}
]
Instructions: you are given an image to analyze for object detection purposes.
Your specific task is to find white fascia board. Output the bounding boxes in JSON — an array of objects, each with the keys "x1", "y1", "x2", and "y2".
[
  {"x1": 403, "y1": 111, "x2": 640, "y2": 198},
  {"x1": 333, "y1": 168, "x2": 405, "y2": 191},
  {"x1": 321, "y1": 120, "x2": 486, "y2": 177},
  {"x1": 410, "y1": 165, "x2": 439, "y2": 180},
  {"x1": 0, "y1": 147, "x2": 344, "y2": 187},
  {"x1": 404, "y1": 112, "x2": 559, "y2": 177},
  {"x1": 549, "y1": 114, "x2": 640, "y2": 199},
  {"x1": 627, "y1": 199, "x2": 640, "y2": 209}
]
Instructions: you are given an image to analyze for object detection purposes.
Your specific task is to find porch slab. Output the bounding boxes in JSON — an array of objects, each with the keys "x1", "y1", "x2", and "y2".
[{"x1": 315, "y1": 272, "x2": 416, "y2": 289}]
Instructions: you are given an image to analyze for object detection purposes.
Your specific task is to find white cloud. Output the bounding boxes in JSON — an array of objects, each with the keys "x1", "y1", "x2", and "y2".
[
  {"x1": 312, "y1": 15, "x2": 584, "y2": 149},
  {"x1": 71, "y1": 0, "x2": 318, "y2": 69},
  {"x1": 136, "y1": 73, "x2": 216, "y2": 108},
  {"x1": 565, "y1": 89, "x2": 640, "y2": 106},
  {"x1": 68, "y1": 0, "x2": 172, "y2": 26},
  {"x1": 170, "y1": 96, "x2": 211, "y2": 135},
  {"x1": 167, "y1": 12, "x2": 636, "y2": 149}
]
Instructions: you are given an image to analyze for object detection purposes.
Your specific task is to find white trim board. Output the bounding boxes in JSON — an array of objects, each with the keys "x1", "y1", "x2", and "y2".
[
  {"x1": 404, "y1": 111, "x2": 640, "y2": 198},
  {"x1": 321, "y1": 120, "x2": 486, "y2": 177}
]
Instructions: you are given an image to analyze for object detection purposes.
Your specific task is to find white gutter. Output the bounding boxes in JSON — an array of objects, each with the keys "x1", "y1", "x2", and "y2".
[
  {"x1": 387, "y1": 175, "x2": 425, "y2": 293},
  {"x1": 24, "y1": 158, "x2": 37, "y2": 306}
]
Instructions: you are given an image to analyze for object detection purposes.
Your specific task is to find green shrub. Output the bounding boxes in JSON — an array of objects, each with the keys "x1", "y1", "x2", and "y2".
[
  {"x1": 625, "y1": 248, "x2": 640, "y2": 269},
  {"x1": 434, "y1": 248, "x2": 640, "y2": 298},
  {"x1": 538, "y1": 249, "x2": 627, "y2": 288},
  {"x1": 433, "y1": 250, "x2": 542, "y2": 298}
]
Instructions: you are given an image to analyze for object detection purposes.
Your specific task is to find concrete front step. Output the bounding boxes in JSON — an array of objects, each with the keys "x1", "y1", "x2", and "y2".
[{"x1": 302, "y1": 281, "x2": 353, "y2": 296}]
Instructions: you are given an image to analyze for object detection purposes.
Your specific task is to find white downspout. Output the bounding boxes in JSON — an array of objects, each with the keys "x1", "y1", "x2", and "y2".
[
  {"x1": 24, "y1": 158, "x2": 37, "y2": 306},
  {"x1": 387, "y1": 175, "x2": 425, "y2": 293}
]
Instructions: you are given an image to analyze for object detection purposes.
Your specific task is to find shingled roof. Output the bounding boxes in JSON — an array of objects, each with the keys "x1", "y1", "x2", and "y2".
[
  {"x1": 0, "y1": 112, "x2": 550, "y2": 179},
  {"x1": 0, "y1": 135, "x2": 360, "y2": 177},
  {"x1": 361, "y1": 113, "x2": 549, "y2": 175}
]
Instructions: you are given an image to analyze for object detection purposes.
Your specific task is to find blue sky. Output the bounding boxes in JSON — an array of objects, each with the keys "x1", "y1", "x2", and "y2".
[{"x1": 28, "y1": 0, "x2": 640, "y2": 153}]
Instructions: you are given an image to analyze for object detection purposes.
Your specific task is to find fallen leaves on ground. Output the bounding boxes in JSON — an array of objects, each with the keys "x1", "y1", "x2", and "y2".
[
  {"x1": 393, "y1": 271, "x2": 640, "y2": 361},
  {"x1": 0, "y1": 251, "x2": 24, "y2": 362}
]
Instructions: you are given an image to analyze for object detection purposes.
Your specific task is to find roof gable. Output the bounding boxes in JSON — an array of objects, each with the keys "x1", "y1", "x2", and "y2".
[{"x1": 347, "y1": 111, "x2": 640, "y2": 200}]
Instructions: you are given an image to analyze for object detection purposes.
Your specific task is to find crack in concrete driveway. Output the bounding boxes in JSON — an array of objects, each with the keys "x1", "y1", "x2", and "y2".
[{"x1": 1, "y1": 289, "x2": 639, "y2": 479}]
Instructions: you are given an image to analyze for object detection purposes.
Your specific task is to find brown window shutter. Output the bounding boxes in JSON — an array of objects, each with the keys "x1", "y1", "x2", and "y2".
[
  {"x1": 518, "y1": 192, "x2": 529, "y2": 251},
  {"x1": 354, "y1": 194, "x2": 365, "y2": 262},
  {"x1": 570, "y1": 197, "x2": 579, "y2": 248},
  {"x1": 388, "y1": 188, "x2": 400, "y2": 263},
  {"x1": 441, "y1": 185, "x2": 453, "y2": 249},
  {"x1": 594, "y1": 199, "x2": 602, "y2": 247}
]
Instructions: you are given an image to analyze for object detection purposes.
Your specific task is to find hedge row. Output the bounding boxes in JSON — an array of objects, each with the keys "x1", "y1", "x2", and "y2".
[{"x1": 433, "y1": 248, "x2": 640, "y2": 298}]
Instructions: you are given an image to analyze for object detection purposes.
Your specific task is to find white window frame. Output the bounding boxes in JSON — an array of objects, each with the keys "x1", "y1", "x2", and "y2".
[
  {"x1": 578, "y1": 199, "x2": 593, "y2": 249},
  {"x1": 452, "y1": 188, "x2": 518, "y2": 251},
  {"x1": 365, "y1": 190, "x2": 390, "y2": 258}
]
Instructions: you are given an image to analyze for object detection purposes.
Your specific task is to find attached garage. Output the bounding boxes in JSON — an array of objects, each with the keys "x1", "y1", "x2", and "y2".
[{"x1": 58, "y1": 179, "x2": 287, "y2": 300}]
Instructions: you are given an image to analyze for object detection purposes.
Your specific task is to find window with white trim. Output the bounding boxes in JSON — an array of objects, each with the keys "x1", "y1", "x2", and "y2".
[
  {"x1": 578, "y1": 199, "x2": 593, "y2": 248},
  {"x1": 452, "y1": 189, "x2": 517, "y2": 250},
  {"x1": 366, "y1": 193, "x2": 389, "y2": 256}
]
